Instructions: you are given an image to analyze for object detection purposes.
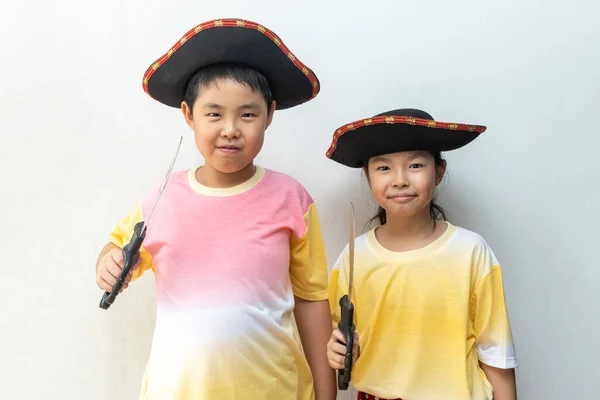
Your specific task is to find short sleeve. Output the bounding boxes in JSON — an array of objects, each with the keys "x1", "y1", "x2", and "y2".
[
  {"x1": 328, "y1": 249, "x2": 349, "y2": 327},
  {"x1": 289, "y1": 202, "x2": 329, "y2": 301},
  {"x1": 472, "y1": 261, "x2": 518, "y2": 369},
  {"x1": 109, "y1": 202, "x2": 154, "y2": 281},
  {"x1": 328, "y1": 247, "x2": 360, "y2": 330}
]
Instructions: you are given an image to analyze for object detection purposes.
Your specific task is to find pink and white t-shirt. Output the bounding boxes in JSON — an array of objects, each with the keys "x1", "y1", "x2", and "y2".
[{"x1": 109, "y1": 165, "x2": 329, "y2": 400}]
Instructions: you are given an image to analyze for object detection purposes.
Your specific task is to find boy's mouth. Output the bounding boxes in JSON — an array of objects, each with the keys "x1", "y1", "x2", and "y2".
[{"x1": 217, "y1": 145, "x2": 241, "y2": 154}]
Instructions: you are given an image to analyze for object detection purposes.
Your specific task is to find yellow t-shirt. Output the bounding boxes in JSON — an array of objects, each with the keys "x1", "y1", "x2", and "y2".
[{"x1": 328, "y1": 222, "x2": 517, "y2": 400}]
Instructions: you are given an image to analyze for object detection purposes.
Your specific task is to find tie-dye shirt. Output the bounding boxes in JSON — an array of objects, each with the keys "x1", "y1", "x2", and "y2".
[
  {"x1": 110, "y1": 166, "x2": 329, "y2": 400},
  {"x1": 329, "y1": 222, "x2": 517, "y2": 400}
]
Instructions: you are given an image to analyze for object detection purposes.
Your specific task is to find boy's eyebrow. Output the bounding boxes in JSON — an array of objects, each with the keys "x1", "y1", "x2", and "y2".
[
  {"x1": 371, "y1": 156, "x2": 389, "y2": 163},
  {"x1": 199, "y1": 102, "x2": 261, "y2": 110},
  {"x1": 200, "y1": 102, "x2": 223, "y2": 109},
  {"x1": 239, "y1": 102, "x2": 261, "y2": 110}
]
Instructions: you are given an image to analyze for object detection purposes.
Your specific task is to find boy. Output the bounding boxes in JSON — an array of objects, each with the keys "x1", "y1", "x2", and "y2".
[{"x1": 95, "y1": 19, "x2": 335, "y2": 399}]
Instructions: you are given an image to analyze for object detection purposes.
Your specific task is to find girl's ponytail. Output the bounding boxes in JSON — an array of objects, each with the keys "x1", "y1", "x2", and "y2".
[{"x1": 429, "y1": 151, "x2": 448, "y2": 223}]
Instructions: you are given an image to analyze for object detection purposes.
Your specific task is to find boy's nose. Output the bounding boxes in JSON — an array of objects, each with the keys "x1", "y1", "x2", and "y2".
[{"x1": 221, "y1": 124, "x2": 240, "y2": 139}]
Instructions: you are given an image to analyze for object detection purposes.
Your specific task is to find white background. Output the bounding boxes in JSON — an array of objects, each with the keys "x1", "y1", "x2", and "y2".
[{"x1": 1, "y1": 0, "x2": 598, "y2": 399}]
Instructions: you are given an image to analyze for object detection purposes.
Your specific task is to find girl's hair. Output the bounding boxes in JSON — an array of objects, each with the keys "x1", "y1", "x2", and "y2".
[{"x1": 366, "y1": 151, "x2": 448, "y2": 226}]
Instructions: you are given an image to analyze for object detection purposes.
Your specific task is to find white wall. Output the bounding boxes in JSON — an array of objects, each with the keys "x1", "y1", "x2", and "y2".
[{"x1": 1, "y1": 0, "x2": 598, "y2": 399}]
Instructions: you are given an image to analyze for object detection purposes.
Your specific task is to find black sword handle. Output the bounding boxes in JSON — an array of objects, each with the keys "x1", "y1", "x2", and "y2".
[
  {"x1": 99, "y1": 221, "x2": 146, "y2": 310},
  {"x1": 337, "y1": 294, "x2": 355, "y2": 390}
]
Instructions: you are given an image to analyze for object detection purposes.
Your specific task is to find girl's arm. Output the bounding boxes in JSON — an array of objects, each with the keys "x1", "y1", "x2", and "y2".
[
  {"x1": 294, "y1": 297, "x2": 337, "y2": 400},
  {"x1": 480, "y1": 362, "x2": 517, "y2": 400}
]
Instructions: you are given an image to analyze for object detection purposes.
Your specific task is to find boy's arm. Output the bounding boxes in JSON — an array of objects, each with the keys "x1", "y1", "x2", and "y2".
[
  {"x1": 96, "y1": 242, "x2": 143, "y2": 293},
  {"x1": 294, "y1": 297, "x2": 336, "y2": 400},
  {"x1": 96, "y1": 242, "x2": 118, "y2": 270},
  {"x1": 479, "y1": 363, "x2": 517, "y2": 400},
  {"x1": 95, "y1": 242, "x2": 120, "y2": 291},
  {"x1": 96, "y1": 201, "x2": 155, "y2": 293}
]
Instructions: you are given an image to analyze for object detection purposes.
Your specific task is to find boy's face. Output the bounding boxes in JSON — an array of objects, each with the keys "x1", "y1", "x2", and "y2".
[
  {"x1": 182, "y1": 78, "x2": 275, "y2": 175},
  {"x1": 366, "y1": 151, "x2": 446, "y2": 219}
]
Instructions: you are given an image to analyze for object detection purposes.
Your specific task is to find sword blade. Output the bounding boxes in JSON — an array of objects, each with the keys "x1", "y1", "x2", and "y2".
[
  {"x1": 141, "y1": 136, "x2": 183, "y2": 231},
  {"x1": 348, "y1": 202, "x2": 355, "y2": 302}
]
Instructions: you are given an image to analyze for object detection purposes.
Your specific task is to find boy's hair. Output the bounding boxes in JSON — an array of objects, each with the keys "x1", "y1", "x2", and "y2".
[
  {"x1": 183, "y1": 64, "x2": 273, "y2": 113},
  {"x1": 366, "y1": 151, "x2": 448, "y2": 226}
]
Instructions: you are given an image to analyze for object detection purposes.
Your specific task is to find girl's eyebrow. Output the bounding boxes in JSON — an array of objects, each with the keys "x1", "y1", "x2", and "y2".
[{"x1": 407, "y1": 153, "x2": 427, "y2": 161}]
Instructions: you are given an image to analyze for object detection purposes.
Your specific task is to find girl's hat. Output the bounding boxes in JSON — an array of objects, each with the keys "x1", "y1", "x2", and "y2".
[
  {"x1": 142, "y1": 18, "x2": 320, "y2": 110},
  {"x1": 326, "y1": 108, "x2": 487, "y2": 168}
]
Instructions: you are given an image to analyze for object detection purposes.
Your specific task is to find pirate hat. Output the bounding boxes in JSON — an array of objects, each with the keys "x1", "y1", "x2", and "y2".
[
  {"x1": 142, "y1": 19, "x2": 320, "y2": 110},
  {"x1": 326, "y1": 108, "x2": 487, "y2": 168}
]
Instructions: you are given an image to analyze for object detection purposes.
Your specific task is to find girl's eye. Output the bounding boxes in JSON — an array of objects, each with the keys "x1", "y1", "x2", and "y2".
[
  {"x1": 410, "y1": 163, "x2": 424, "y2": 168},
  {"x1": 377, "y1": 166, "x2": 390, "y2": 171}
]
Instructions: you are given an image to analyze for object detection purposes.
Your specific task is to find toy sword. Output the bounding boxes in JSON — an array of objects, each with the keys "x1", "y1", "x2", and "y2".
[
  {"x1": 337, "y1": 202, "x2": 356, "y2": 390},
  {"x1": 99, "y1": 136, "x2": 183, "y2": 310}
]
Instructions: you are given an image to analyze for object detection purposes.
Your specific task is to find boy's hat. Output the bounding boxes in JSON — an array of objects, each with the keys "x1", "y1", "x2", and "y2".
[
  {"x1": 326, "y1": 108, "x2": 487, "y2": 168},
  {"x1": 142, "y1": 18, "x2": 320, "y2": 110}
]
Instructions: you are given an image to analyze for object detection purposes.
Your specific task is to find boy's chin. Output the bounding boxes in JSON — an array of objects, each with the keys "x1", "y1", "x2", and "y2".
[{"x1": 211, "y1": 161, "x2": 255, "y2": 175}]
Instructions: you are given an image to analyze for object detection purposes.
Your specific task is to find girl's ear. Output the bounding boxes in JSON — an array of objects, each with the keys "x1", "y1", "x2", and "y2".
[
  {"x1": 435, "y1": 160, "x2": 447, "y2": 186},
  {"x1": 363, "y1": 165, "x2": 372, "y2": 186}
]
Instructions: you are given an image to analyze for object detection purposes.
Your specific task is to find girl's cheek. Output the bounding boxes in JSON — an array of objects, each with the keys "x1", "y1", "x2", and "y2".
[{"x1": 375, "y1": 188, "x2": 387, "y2": 204}]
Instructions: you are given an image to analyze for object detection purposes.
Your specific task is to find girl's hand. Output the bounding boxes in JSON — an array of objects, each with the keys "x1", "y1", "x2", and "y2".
[{"x1": 326, "y1": 328, "x2": 360, "y2": 370}]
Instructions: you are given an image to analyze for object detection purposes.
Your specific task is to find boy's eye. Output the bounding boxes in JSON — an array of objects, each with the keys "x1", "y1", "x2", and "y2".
[
  {"x1": 242, "y1": 113, "x2": 256, "y2": 118},
  {"x1": 409, "y1": 163, "x2": 424, "y2": 168},
  {"x1": 207, "y1": 113, "x2": 220, "y2": 118},
  {"x1": 377, "y1": 166, "x2": 390, "y2": 171}
]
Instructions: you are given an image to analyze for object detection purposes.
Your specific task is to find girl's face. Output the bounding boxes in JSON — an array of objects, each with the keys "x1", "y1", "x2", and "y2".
[{"x1": 366, "y1": 151, "x2": 446, "y2": 219}]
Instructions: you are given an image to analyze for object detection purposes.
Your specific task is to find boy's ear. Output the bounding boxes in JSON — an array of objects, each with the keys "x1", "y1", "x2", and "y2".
[
  {"x1": 181, "y1": 101, "x2": 194, "y2": 129},
  {"x1": 435, "y1": 160, "x2": 447, "y2": 186},
  {"x1": 265, "y1": 100, "x2": 276, "y2": 128}
]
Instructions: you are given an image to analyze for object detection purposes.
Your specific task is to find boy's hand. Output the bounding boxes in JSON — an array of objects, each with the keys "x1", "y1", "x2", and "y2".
[
  {"x1": 95, "y1": 247, "x2": 140, "y2": 293},
  {"x1": 326, "y1": 328, "x2": 360, "y2": 370}
]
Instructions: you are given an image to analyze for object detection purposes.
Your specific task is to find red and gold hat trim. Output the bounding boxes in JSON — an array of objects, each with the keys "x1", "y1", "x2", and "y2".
[
  {"x1": 142, "y1": 19, "x2": 320, "y2": 101},
  {"x1": 326, "y1": 115, "x2": 487, "y2": 158}
]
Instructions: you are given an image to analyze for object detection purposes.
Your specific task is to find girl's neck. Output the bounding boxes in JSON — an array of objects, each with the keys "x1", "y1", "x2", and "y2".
[{"x1": 376, "y1": 210, "x2": 447, "y2": 253}]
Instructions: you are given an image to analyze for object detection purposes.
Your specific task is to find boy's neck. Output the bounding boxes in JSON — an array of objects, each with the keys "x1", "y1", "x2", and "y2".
[
  {"x1": 195, "y1": 163, "x2": 257, "y2": 188},
  {"x1": 376, "y1": 210, "x2": 447, "y2": 252}
]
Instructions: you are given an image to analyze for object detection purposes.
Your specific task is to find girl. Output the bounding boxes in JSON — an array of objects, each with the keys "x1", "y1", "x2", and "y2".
[{"x1": 325, "y1": 109, "x2": 517, "y2": 400}]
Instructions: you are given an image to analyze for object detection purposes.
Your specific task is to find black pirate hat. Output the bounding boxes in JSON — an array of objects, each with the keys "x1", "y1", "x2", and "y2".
[
  {"x1": 142, "y1": 18, "x2": 320, "y2": 110},
  {"x1": 326, "y1": 108, "x2": 487, "y2": 168}
]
